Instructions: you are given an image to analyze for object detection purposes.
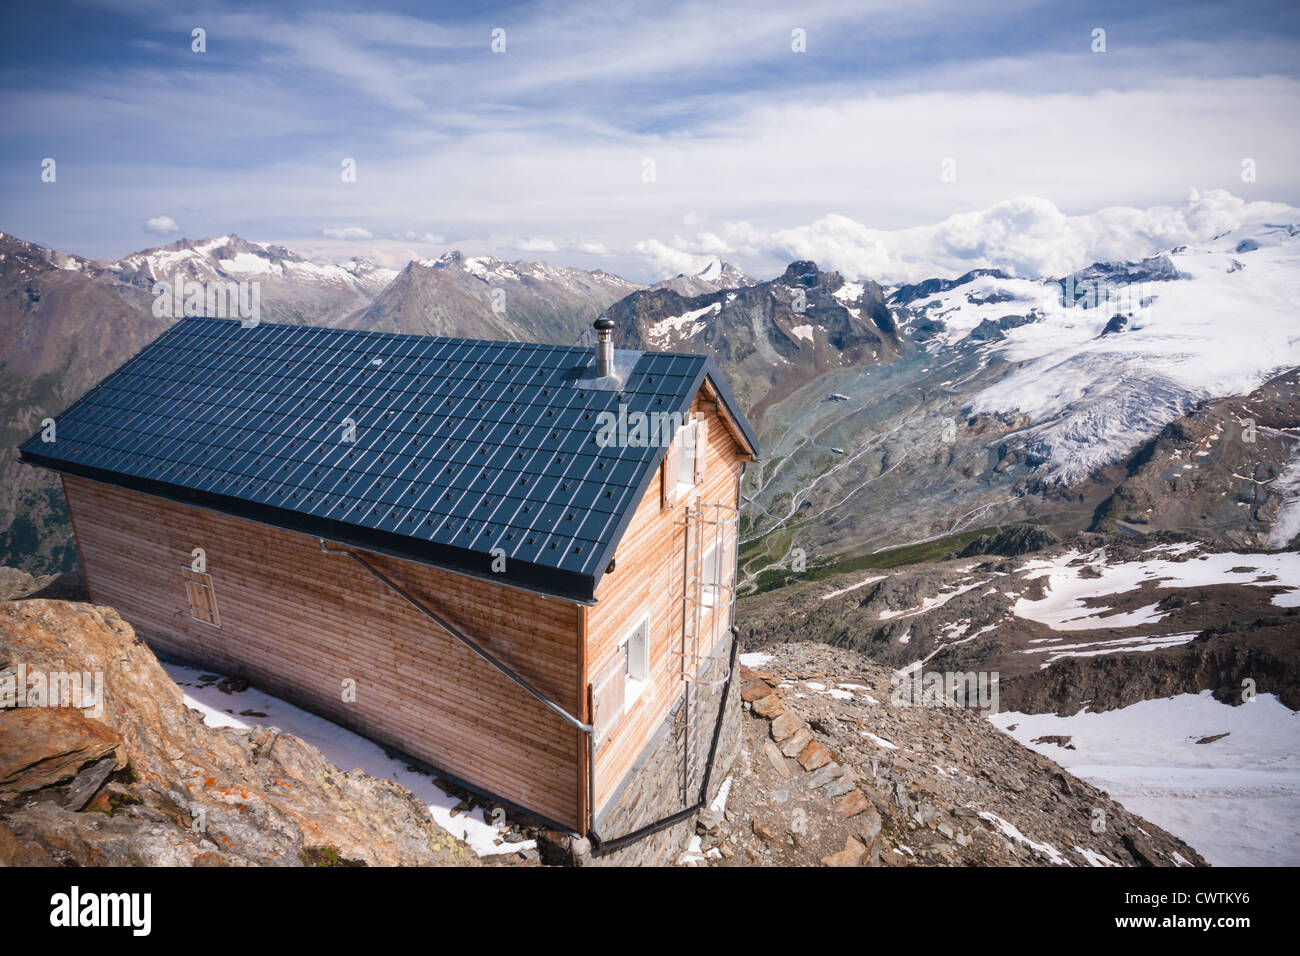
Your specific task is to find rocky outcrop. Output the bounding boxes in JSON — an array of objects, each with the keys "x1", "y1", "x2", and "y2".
[
  {"x1": 955, "y1": 523, "x2": 1061, "y2": 558},
  {"x1": 739, "y1": 536, "x2": 1300, "y2": 715},
  {"x1": 607, "y1": 262, "x2": 900, "y2": 423},
  {"x1": 1092, "y1": 367, "x2": 1300, "y2": 549},
  {"x1": 0, "y1": 600, "x2": 477, "y2": 866},
  {"x1": 706, "y1": 644, "x2": 1206, "y2": 867}
]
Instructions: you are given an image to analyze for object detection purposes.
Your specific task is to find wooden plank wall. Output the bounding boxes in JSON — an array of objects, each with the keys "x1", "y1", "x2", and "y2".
[
  {"x1": 585, "y1": 393, "x2": 748, "y2": 816},
  {"x1": 62, "y1": 475, "x2": 584, "y2": 829}
]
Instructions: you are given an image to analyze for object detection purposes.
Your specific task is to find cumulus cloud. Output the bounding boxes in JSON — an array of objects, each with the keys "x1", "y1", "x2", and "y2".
[
  {"x1": 143, "y1": 215, "x2": 180, "y2": 236},
  {"x1": 635, "y1": 190, "x2": 1300, "y2": 283},
  {"x1": 633, "y1": 238, "x2": 716, "y2": 276},
  {"x1": 514, "y1": 237, "x2": 609, "y2": 256},
  {"x1": 515, "y1": 237, "x2": 559, "y2": 252},
  {"x1": 322, "y1": 226, "x2": 373, "y2": 240}
]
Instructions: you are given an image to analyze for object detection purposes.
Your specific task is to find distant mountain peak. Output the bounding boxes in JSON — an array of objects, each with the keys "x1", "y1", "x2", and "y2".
[
  {"x1": 652, "y1": 258, "x2": 757, "y2": 296},
  {"x1": 781, "y1": 260, "x2": 823, "y2": 286}
]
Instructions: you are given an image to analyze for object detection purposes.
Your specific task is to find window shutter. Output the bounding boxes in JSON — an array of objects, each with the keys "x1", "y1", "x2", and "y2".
[
  {"x1": 662, "y1": 442, "x2": 679, "y2": 509},
  {"x1": 591, "y1": 656, "x2": 625, "y2": 743},
  {"x1": 183, "y1": 569, "x2": 221, "y2": 627},
  {"x1": 693, "y1": 417, "x2": 709, "y2": 483}
]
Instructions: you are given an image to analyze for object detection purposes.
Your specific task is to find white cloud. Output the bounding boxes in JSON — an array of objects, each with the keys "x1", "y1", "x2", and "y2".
[
  {"x1": 514, "y1": 237, "x2": 609, "y2": 256},
  {"x1": 12, "y1": 3, "x2": 1297, "y2": 281},
  {"x1": 633, "y1": 238, "x2": 714, "y2": 276},
  {"x1": 515, "y1": 237, "x2": 559, "y2": 252},
  {"x1": 143, "y1": 215, "x2": 179, "y2": 236},
  {"x1": 635, "y1": 190, "x2": 1300, "y2": 283},
  {"x1": 322, "y1": 226, "x2": 373, "y2": 240}
]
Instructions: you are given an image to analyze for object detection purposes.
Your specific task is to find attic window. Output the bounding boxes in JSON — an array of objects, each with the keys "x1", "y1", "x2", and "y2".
[
  {"x1": 183, "y1": 568, "x2": 221, "y2": 628},
  {"x1": 676, "y1": 420, "x2": 698, "y2": 490},
  {"x1": 663, "y1": 416, "x2": 710, "y2": 508}
]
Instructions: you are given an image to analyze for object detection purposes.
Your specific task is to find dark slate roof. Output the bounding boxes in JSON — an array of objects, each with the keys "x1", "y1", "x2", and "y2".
[{"x1": 20, "y1": 317, "x2": 758, "y2": 602}]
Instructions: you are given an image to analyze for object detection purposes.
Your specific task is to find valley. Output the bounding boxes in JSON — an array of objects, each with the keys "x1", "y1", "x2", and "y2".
[{"x1": 3, "y1": 220, "x2": 1296, "y2": 866}]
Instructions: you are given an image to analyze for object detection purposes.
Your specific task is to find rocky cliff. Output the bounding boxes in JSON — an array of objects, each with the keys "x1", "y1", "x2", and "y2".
[
  {"x1": 702, "y1": 643, "x2": 1205, "y2": 867},
  {"x1": 0, "y1": 599, "x2": 476, "y2": 866}
]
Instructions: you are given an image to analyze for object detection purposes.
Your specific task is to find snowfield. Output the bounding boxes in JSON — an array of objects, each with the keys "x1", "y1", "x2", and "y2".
[
  {"x1": 1267, "y1": 448, "x2": 1300, "y2": 549},
  {"x1": 1011, "y1": 546, "x2": 1300, "y2": 630},
  {"x1": 991, "y1": 691, "x2": 1300, "y2": 867},
  {"x1": 161, "y1": 661, "x2": 532, "y2": 857},
  {"x1": 950, "y1": 222, "x2": 1300, "y2": 482},
  {"x1": 647, "y1": 301, "x2": 721, "y2": 347}
]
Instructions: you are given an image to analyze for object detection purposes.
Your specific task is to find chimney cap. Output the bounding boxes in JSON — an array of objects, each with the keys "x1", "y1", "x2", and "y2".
[{"x1": 593, "y1": 317, "x2": 615, "y2": 332}]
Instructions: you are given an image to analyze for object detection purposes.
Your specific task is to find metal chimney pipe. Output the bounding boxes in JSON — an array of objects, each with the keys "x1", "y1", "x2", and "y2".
[{"x1": 594, "y1": 317, "x2": 614, "y2": 377}]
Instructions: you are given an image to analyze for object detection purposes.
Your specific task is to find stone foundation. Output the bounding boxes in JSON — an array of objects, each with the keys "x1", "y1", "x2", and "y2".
[{"x1": 588, "y1": 634, "x2": 742, "y2": 866}]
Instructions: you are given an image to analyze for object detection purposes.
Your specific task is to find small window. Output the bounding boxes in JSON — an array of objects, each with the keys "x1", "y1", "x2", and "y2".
[
  {"x1": 183, "y1": 568, "x2": 221, "y2": 627},
  {"x1": 662, "y1": 417, "x2": 708, "y2": 510},
  {"x1": 676, "y1": 420, "x2": 699, "y2": 494},
  {"x1": 622, "y1": 614, "x2": 650, "y2": 702},
  {"x1": 701, "y1": 542, "x2": 727, "y2": 607}
]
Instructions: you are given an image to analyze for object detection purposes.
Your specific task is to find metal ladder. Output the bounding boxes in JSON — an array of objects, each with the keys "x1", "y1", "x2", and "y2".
[{"x1": 675, "y1": 501, "x2": 738, "y2": 801}]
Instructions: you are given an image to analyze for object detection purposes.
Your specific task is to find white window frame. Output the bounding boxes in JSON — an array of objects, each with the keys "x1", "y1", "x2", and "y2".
[
  {"x1": 621, "y1": 613, "x2": 650, "y2": 704},
  {"x1": 676, "y1": 419, "x2": 699, "y2": 497},
  {"x1": 702, "y1": 541, "x2": 733, "y2": 608}
]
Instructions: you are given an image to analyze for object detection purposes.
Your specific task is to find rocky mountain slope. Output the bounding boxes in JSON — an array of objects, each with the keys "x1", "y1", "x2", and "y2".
[
  {"x1": 0, "y1": 598, "x2": 477, "y2": 866},
  {"x1": 733, "y1": 536, "x2": 1299, "y2": 865},
  {"x1": 345, "y1": 250, "x2": 641, "y2": 344},
  {"x1": 737, "y1": 222, "x2": 1300, "y2": 572},
  {"x1": 2, "y1": 581, "x2": 1210, "y2": 868},
  {"x1": 700, "y1": 644, "x2": 1204, "y2": 867},
  {"x1": 1093, "y1": 367, "x2": 1300, "y2": 548},
  {"x1": 0, "y1": 233, "x2": 170, "y2": 573},
  {"x1": 738, "y1": 536, "x2": 1300, "y2": 715},
  {"x1": 608, "y1": 261, "x2": 899, "y2": 419}
]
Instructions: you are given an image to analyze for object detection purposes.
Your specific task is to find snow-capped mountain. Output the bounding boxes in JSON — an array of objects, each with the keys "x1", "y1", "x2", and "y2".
[
  {"x1": 738, "y1": 221, "x2": 1300, "y2": 564},
  {"x1": 926, "y1": 223, "x2": 1300, "y2": 483},
  {"x1": 651, "y1": 258, "x2": 758, "y2": 297},
  {"x1": 108, "y1": 234, "x2": 398, "y2": 324},
  {"x1": 4, "y1": 218, "x2": 1297, "y2": 578},
  {"x1": 609, "y1": 260, "x2": 898, "y2": 416},
  {"x1": 346, "y1": 249, "x2": 642, "y2": 343}
]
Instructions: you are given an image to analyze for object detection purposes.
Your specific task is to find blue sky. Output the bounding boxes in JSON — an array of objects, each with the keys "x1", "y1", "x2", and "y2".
[{"x1": 2, "y1": 0, "x2": 1299, "y2": 281}]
